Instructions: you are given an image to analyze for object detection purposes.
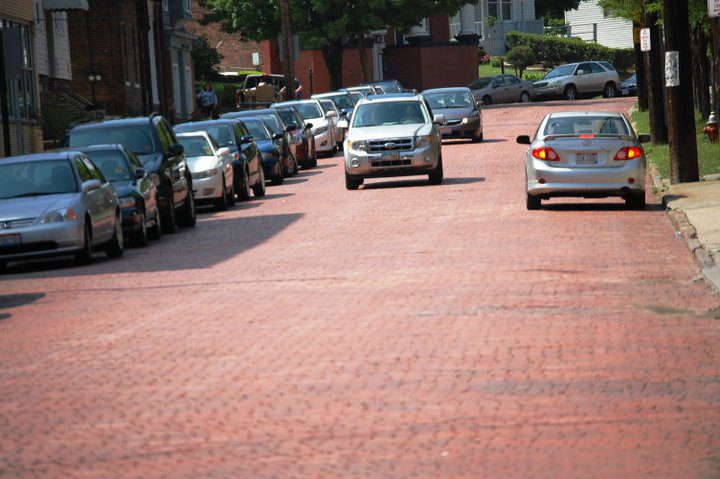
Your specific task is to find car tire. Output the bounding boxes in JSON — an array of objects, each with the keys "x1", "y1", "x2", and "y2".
[
  {"x1": 214, "y1": 178, "x2": 229, "y2": 211},
  {"x1": 563, "y1": 85, "x2": 577, "y2": 100},
  {"x1": 428, "y1": 156, "x2": 444, "y2": 185},
  {"x1": 238, "y1": 168, "x2": 251, "y2": 201},
  {"x1": 345, "y1": 170, "x2": 361, "y2": 190},
  {"x1": 74, "y1": 220, "x2": 93, "y2": 266},
  {"x1": 626, "y1": 192, "x2": 646, "y2": 210},
  {"x1": 149, "y1": 206, "x2": 162, "y2": 240},
  {"x1": 520, "y1": 91, "x2": 531, "y2": 103},
  {"x1": 134, "y1": 208, "x2": 149, "y2": 247},
  {"x1": 482, "y1": 95, "x2": 492, "y2": 106},
  {"x1": 104, "y1": 213, "x2": 125, "y2": 258},
  {"x1": 603, "y1": 82, "x2": 618, "y2": 98},
  {"x1": 178, "y1": 188, "x2": 197, "y2": 228},
  {"x1": 227, "y1": 183, "x2": 236, "y2": 206},
  {"x1": 310, "y1": 153, "x2": 318, "y2": 167},
  {"x1": 161, "y1": 199, "x2": 177, "y2": 235},
  {"x1": 526, "y1": 191, "x2": 541, "y2": 210},
  {"x1": 471, "y1": 133, "x2": 484, "y2": 143},
  {"x1": 252, "y1": 168, "x2": 266, "y2": 197}
]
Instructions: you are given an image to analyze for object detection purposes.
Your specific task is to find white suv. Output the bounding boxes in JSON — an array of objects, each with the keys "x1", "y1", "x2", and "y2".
[
  {"x1": 339, "y1": 94, "x2": 444, "y2": 189},
  {"x1": 533, "y1": 61, "x2": 621, "y2": 100}
]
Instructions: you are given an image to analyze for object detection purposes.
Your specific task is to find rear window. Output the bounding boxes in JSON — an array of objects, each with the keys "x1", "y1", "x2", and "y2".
[
  {"x1": 544, "y1": 116, "x2": 630, "y2": 136},
  {"x1": 83, "y1": 150, "x2": 132, "y2": 182},
  {"x1": 68, "y1": 125, "x2": 158, "y2": 155}
]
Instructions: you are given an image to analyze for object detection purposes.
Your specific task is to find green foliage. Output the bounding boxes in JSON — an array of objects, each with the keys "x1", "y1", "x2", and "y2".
[
  {"x1": 506, "y1": 31, "x2": 635, "y2": 71},
  {"x1": 522, "y1": 71, "x2": 544, "y2": 81},
  {"x1": 505, "y1": 46, "x2": 536, "y2": 78},
  {"x1": 489, "y1": 56, "x2": 503, "y2": 68},
  {"x1": 192, "y1": 34, "x2": 224, "y2": 80},
  {"x1": 544, "y1": 18, "x2": 567, "y2": 37},
  {"x1": 535, "y1": 0, "x2": 581, "y2": 19}
]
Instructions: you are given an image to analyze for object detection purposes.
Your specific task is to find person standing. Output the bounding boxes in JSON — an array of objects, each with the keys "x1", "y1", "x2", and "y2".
[{"x1": 196, "y1": 82, "x2": 218, "y2": 119}]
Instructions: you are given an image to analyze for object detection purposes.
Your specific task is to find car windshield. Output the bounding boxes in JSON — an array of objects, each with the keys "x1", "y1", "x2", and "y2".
[
  {"x1": 83, "y1": 150, "x2": 132, "y2": 182},
  {"x1": 319, "y1": 100, "x2": 335, "y2": 114},
  {"x1": 424, "y1": 91, "x2": 473, "y2": 109},
  {"x1": 469, "y1": 77, "x2": 493, "y2": 89},
  {"x1": 544, "y1": 116, "x2": 630, "y2": 136},
  {"x1": 543, "y1": 64, "x2": 576, "y2": 79},
  {"x1": 352, "y1": 101, "x2": 428, "y2": 127},
  {"x1": 178, "y1": 136, "x2": 214, "y2": 157},
  {"x1": 325, "y1": 94, "x2": 353, "y2": 108},
  {"x1": 0, "y1": 160, "x2": 78, "y2": 199},
  {"x1": 205, "y1": 125, "x2": 234, "y2": 147},
  {"x1": 244, "y1": 121, "x2": 270, "y2": 140},
  {"x1": 68, "y1": 126, "x2": 158, "y2": 154},
  {"x1": 276, "y1": 110, "x2": 298, "y2": 128},
  {"x1": 294, "y1": 103, "x2": 323, "y2": 119},
  {"x1": 255, "y1": 114, "x2": 282, "y2": 133}
]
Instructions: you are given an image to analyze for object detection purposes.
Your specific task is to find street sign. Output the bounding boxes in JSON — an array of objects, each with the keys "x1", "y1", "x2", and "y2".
[
  {"x1": 252, "y1": 52, "x2": 260, "y2": 66},
  {"x1": 640, "y1": 28, "x2": 651, "y2": 51},
  {"x1": 708, "y1": 0, "x2": 720, "y2": 17},
  {"x1": 665, "y1": 51, "x2": 680, "y2": 87}
]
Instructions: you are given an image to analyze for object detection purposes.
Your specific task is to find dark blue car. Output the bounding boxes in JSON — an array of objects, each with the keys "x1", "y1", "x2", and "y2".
[{"x1": 241, "y1": 117, "x2": 286, "y2": 185}]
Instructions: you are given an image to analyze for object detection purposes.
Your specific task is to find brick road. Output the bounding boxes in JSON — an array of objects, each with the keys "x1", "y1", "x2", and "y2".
[{"x1": 1, "y1": 97, "x2": 719, "y2": 479}]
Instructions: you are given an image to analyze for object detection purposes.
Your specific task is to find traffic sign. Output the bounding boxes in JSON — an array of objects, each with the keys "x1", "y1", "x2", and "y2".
[
  {"x1": 252, "y1": 52, "x2": 260, "y2": 66},
  {"x1": 708, "y1": 0, "x2": 719, "y2": 17},
  {"x1": 640, "y1": 28, "x2": 651, "y2": 51}
]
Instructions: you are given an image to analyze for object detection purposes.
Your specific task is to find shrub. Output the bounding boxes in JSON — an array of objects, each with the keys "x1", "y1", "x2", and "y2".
[
  {"x1": 505, "y1": 46, "x2": 536, "y2": 78},
  {"x1": 490, "y1": 56, "x2": 503, "y2": 68},
  {"x1": 505, "y1": 31, "x2": 634, "y2": 72},
  {"x1": 522, "y1": 71, "x2": 544, "y2": 82}
]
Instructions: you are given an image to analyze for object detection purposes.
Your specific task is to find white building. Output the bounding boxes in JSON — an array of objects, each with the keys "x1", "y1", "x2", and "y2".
[{"x1": 564, "y1": 0, "x2": 633, "y2": 49}]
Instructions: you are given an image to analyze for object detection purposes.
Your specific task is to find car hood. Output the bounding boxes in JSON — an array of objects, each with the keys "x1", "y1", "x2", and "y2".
[
  {"x1": 348, "y1": 123, "x2": 432, "y2": 140},
  {"x1": 0, "y1": 193, "x2": 78, "y2": 220},
  {"x1": 431, "y1": 107, "x2": 475, "y2": 120},
  {"x1": 621, "y1": 79, "x2": 636, "y2": 86},
  {"x1": 136, "y1": 153, "x2": 164, "y2": 173},
  {"x1": 186, "y1": 155, "x2": 220, "y2": 173}
]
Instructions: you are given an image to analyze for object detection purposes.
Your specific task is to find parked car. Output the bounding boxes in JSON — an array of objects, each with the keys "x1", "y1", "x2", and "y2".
[
  {"x1": 422, "y1": 87, "x2": 483, "y2": 142},
  {"x1": 468, "y1": 74, "x2": 535, "y2": 105},
  {"x1": 272, "y1": 99, "x2": 338, "y2": 156},
  {"x1": 533, "y1": 61, "x2": 621, "y2": 100},
  {"x1": 221, "y1": 109, "x2": 300, "y2": 172},
  {"x1": 339, "y1": 94, "x2": 444, "y2": 189},
  {"x1": 516, "y1": 111, "x2": 650, "y2": 210},
  {"x1": 343, "y1": 86, "x2": 378, "y2": 103},
  {"x1": 273, "y1": 106, "x2": 316, "y2": 169},
  {"x1": 241, "y1": 117, "x2": 287, "y2": 185},
  {"x1": 317, "y1": 98, "x2": 345, "y2": 147},
  {"x1": 176, "y1": 132, "x2": 236, "y2": 211},
  {"x1": 65, "y1": 114, "x2": 196, "y2": 235},
  {"x1": 621, "y1": 74, "x2": 637, "y2": 96},
  {"x1": 76, "y1": 144, "x2": 161, "y2": 246},
  {"x1": 173, "y1": 119, "x2": 265, "y2": 201},
  {"x1": 362, "y1": 79, "x2": 404, "y2": 93},
  {"x1": 312, "y1": 91, "x2": 356, "y2": 119},
  {"x1": 0, "y1": 151, "x2": 124, "y2": 270}
]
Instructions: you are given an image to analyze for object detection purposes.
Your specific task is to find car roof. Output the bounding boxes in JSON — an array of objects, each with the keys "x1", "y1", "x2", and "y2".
[
  {"x1": 274, "y1": 99, "x2": 319, "y2": 106},
  {"x1": 176, "y1": 130, "x2": 214, "y2": 138},
  {"x1": 547, "y1": 111, "x2": 624, "y2": 119},
  {"x1": 174, "y1": 119, "x2": 236, "y2": 130},
  {"x1": 312, "y1": 91, "x2": 349, "y2": 97},
  {"x1": 361, "y1": 92, "x2": 418, "y2": 102},
  {"x1": 68, "y1": 116, "x2": 153, "y2": 131},
  {"x1": 71, "y1": 144, "x2": 126, "y2": 153},
  {"x1": 223, "y1": 108, "x2": 278, "y2": 117},
  {"x1": 422, "y1": 87, "x2": 471, "y2": 94},
  {"x1": 0, "y1": 151, "x2": 77, "y2": 164}
]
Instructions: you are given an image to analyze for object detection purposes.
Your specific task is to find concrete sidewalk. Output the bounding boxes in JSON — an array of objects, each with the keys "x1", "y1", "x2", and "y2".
[{"x1": 659, "y1": 175, "x2": 720, "y2": 293}]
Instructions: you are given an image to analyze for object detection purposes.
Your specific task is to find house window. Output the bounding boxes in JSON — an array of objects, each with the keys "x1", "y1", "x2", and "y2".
[
  {"x1": 488, "y1": 0, "x2": 512, "y2": 21},
  {"x1": 1, "y1": 20, "x2": 37, "y2": 121}
]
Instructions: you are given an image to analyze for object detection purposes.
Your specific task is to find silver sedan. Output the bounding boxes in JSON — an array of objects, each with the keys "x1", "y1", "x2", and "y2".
[
  {"x1": 0, "y1": 151, "x2": 124, "y2": 270},
  {"x1": 517, "y1": 112, "x2": 650, "y2": 210}
]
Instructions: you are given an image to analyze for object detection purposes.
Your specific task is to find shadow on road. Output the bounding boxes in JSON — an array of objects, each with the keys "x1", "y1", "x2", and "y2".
[
  {"x1": 283, "y1": 177, "x2": 309, "y2": 185},
  {"x1": 541, "y1": 201, "x2": 663, "y2": 212},
  {"x1": 312, "y1": 163, "x2": 338, "y2": 170},
  {"x1": 0, "y1": 293, "x2": 46, "y2": 320},
  {"x1": 362, "y1": 176, "x2": 486, "y2": 190}
]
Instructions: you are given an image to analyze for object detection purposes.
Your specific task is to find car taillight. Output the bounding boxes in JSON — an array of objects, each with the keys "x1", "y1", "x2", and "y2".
[
  {"x1": 614, "y1": 146, "x2": 642, "y2": 161},
  {"x1": 531, "y1": 147, "x2": 560, "y2": 161}
]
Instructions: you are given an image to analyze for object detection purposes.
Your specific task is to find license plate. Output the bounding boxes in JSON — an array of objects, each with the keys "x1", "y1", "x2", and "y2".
[
  {"x1": 576, "y1": 153, "x2": 598, "y2": 164},
  {"x1": 621, "y1": 88, "x2": 629, "y2": 95},
  {"x1": 383, "y1": 151, "x2": 400, "y2": 161},
  {"x1": 441, "y1": 127, "x2": 451, "y2": 135},
  {"x1": 0, "y1": 234, "x2": 21, "y2": 248}
]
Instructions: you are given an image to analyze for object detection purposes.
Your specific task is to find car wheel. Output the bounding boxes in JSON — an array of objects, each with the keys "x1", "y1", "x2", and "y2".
[
  {"x1": 345, "y1": 170, "x2": 361, "y2": 190},
  {"x1": 74, "y1": 220, "x2": 93, "y2": 266},
  {"x1": 252, "y1": 168, "x2": 266, "y2": 197},
  {"x1": 526, "y1": 190, "x2": 541, "y2": 210},
  {"x1": 603, "y1": 82, "x2": 618, "y2": 98},
  {"x1": 134, "y1": 208, "x2": 149, "y2": 247},
  {"x1": 625, "y1": 192, "x2": 646, "y2": 210},
  {"x1": 520, "y1": 91, "x2": 531, "y2": 103},
  {"x1": 104, "y1": 213, "x2": 125, "y2": 258},
  {"x1": 482, "y1": 95, "x2": 492, "y2": 106},
  {"x1": 428, "y1": 156, "x2": 443, "y2": 185},
  {"x1": 214, "y1": 178, "x2": 229, "y2": 211},
  {"x1": 227, "y1": 183, "x2": 236, "y2": 206},
  {"x1": 178, "y1": 188, "x2": 197, "y2": 228},
  {"x1": 239, "y1": 168, "x2": 251, "y2": 201},
  {"x1": 161, "y1": 199, "x2": 177, "y2": 235},
  {"x1": 471, "y1": 132, "x2": 483, "y2": 143},
  {"x1": 149, "y1": 206, "x2": 162, "y2": 240},
  {"x1": 563, "y1": 85, "x2": 577, "y2": 100}
]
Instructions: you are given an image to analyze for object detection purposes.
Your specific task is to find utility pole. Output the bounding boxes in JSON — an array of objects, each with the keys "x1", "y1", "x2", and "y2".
[
  {"x1": 633, "y1": 22, "x2": 647, "y2": 111},
  {"x1": 663, "y1": 0, "x2": 699, "y2": 183},
  {"x1": 644, "y1": 11, "x2": 667, "y2": 144},
  {"x1": 0, "y1": 30, "x2": 12, "y2": 157},
  {"x1": 712, "y1": 17, "x2": 720, "y2": 116},
  {"x1": 279, "y1": 0, "x2": 295, "y2": 100}
]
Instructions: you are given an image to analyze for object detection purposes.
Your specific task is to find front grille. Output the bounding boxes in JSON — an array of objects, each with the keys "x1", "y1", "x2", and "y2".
[
  {"x1": 0, "y1": 241, "x2": 58, "y2": 256},
  {"x1": 0, "y1": 218, "x2": 36, "y2": 230},
  {"x1": 368, "y1": 138, "x2": 414, "y2": 153},
  {"x1": 445, "y1": 119, "x2": 462, "y2": 126},
  {"x1": 371, "y1": 159, "x2": 413, "y2": 168},
  {"x1": 535, "y1": 82, "x2": 548, "y2": 88}
]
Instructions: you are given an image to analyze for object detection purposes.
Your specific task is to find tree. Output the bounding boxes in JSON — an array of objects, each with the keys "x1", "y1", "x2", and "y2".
[
  {"x1": 505, "y1": 46, "x2": 535, "y2": 78},
  {"x1": 535, "y1": 0, "x2": 581, "y2": 19},
  {"x1": 192, "y1": 34, "x2": 223, "y2": 80}
]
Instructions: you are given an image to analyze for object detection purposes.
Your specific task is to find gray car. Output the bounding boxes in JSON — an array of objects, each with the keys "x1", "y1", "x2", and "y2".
[
  {"x1": 0, "y1": 151, "x2": 124, "y2": 270},
  {"x1": 533, "y1": 61, "x2": 621, "y2": 100},
  {"x1": 468, "y1": 74, "x2": 536, "y2": 105},
  {"x1": 422, "y1": 87, "x2": 483, "y2": 142},
  {"x1": 517, "y1": 111, "x2": 650, "y2": 210}
]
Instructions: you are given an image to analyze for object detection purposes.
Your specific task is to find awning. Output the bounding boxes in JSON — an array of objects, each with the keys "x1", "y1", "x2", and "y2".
[{"x1": 42, "y1": 0, "x2": 89, "y2": 11}]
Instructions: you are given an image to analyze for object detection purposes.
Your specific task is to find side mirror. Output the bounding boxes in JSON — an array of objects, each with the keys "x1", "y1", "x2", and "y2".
[
  {"x1": 168, "y1": 143, "x2": 184, "y2": 156},
  {"x1": 637, "y1": 134, "x2": 651, "y2": 144},
  {"x1": 305, "y1": 123, "x2": 313, "y2": 129},
  {"x1": 240, "y1": 135, "x2": 254, "y2": 144},
  {"x1": 432, "y1": 114, "x2": 446, "y2": 125},
  {"x1": 285, "y1": 124, "x2": 298, "y2": 132},
  {"x1": 217, "y1": 147, "x2": 231, "y2": 157},
  {"x1": 134, "y1": 167, "x2": 146, "y2": 179},
  {"x1": 337, "y1": 119, "x2": 349, "y2": 130},
  {"x1": 326, "y1": 110, "x2": 337, "y2": 118},
  {"x1": 272, "y1": 132, "x2": 283, "y2": 140},
  {"x1": 516, "y1": 135, "x2": 532, "y2": 145},
  {"x1": 82, "y1": 179, "x2": 102, "y2": 193}
]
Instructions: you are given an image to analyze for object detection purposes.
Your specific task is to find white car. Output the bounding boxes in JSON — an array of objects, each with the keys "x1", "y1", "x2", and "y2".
[
  {"x1": 273, "y1": 99, "x2": 337, "y2": 155},
  {"x1": 316, "y1": 98, "x2": 345, "y2": 147},
  {"x1": 339, "y1": 94, "x2": 444, "y2": 189},
  {"x1": 517, "y1": 111, "x2": 650, "y2": 210},
  {"x1": 533, "y1": 61, "x2": 621, "y2": 100},
  {"x1": 176, "y1": 132, "x2": 235, "y2": 211}
]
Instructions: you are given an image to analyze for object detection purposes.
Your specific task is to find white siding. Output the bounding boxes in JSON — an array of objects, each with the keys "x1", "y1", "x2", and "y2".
[
  {"x1": 564, "y1": 0, "x2": 633, "y2": 49},
  {"x1": 511, "y1": 0, "x2": 535, "y2": 22},
  {"x1": 51, "y1": 11, "x2": 71, "y2": 80}
]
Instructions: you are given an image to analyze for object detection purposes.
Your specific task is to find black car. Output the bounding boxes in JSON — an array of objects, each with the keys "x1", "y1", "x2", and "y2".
[
  {"x1": 241, "y1": 117, "x2": 286, "y2": 185},
  {"x1": 65, "y1": 114, "x2": 195, "y2": 234},
  {"x1": 621, "y1": 74, "x2": 637, "y2": 96},
  {"x1": 173, "y1": 119, "x2": 265, "y2": 200},
  {"x1": 274, "y1": 107, "x2": 317, "y2": 169},
  {"x1": 76, "y1": 144, "x2": 161, "y2": 246},
  {"x1": 221, "y1": 109, "x2": 298, "y2": 175}
]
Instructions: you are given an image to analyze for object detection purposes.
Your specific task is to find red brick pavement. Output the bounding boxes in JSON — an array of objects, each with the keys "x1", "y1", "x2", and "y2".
[{"x1": 1, "y1": 97, "x2": 719, "y2": 479}]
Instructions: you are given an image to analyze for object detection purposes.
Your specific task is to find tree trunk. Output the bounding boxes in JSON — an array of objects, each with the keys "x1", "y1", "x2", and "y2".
[
  {"x1": 690, "y1": 26, "x2": 711, "y2": 120},
  {"x1": 357, "y1": 31, "x2": 371, "y2": 83},
  {"x1": 322, "y1": 37, "x2": 344, "y2": 91},
  {"x1": 279, "y1": 0, "x2": 295, "y2": 100},
  {"x1": 644, "y1": 12, "x2": 668, "y2": 145}
]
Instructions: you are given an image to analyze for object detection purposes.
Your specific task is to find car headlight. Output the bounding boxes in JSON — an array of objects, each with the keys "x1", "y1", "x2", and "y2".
[
  {"x1": 314, "y1": 126, "x2": 328, "y2": 135},
  {"x1": 40, "y1": 208, "x2": 77, "y2": 224},
  {"x1": 347, "y1": 139, "x2": 368, "y2": 151},
  {"x1": 415, "y1": 135, "x2": 432, "y2": 148},
  {"x1": 118, "y1": 197, "x2": 137, "y2": 209},
  {"x1": 193, "y1": 168, "x2": 219, "y2": 179},
  {"x1": 150, "y1": 173, "x2": 160, "y2": 186}
]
